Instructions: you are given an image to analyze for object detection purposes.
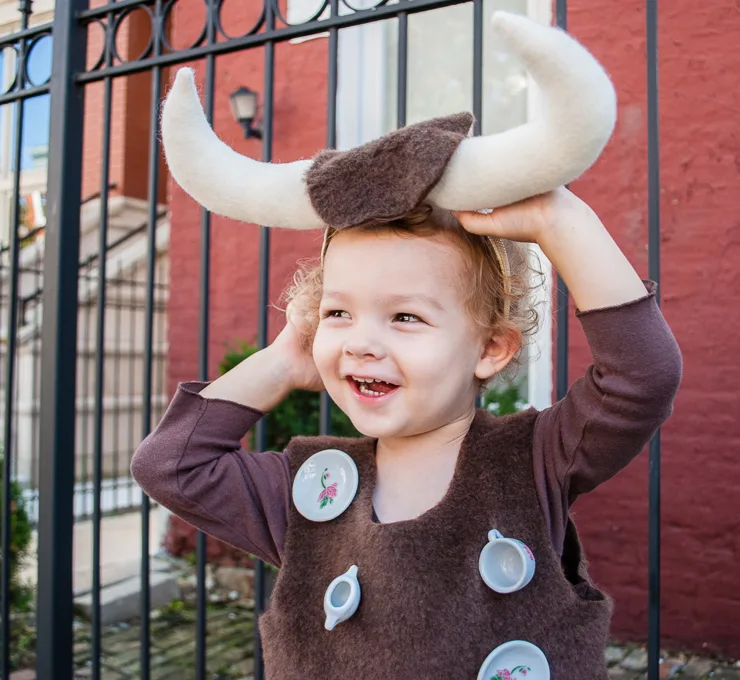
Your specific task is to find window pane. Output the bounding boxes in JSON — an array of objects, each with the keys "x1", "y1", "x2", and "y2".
[
  {"x1": 385, "y1": 0, "x2": 529, "y2": 131},
  {"x1": 482, "y1": 0, "x2": 529, "y2": 134}
]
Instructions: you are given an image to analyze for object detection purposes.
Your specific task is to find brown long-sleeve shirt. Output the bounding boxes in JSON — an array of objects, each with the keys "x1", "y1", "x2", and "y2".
[{"x1": 131, "y1": 281, "x2": 682, "y2": 568}]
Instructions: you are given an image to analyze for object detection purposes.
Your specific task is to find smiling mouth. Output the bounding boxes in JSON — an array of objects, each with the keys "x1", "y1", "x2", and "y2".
[{"x1": 347, "y1": 376, "x2": 400, "y2": 398}]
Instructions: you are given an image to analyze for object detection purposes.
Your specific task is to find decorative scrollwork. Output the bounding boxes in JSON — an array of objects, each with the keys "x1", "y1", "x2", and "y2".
[
  {"x1": 214, "y1": 0, "x2": 265, "y2": 42},
  {"x1": 0, "y1": 24, "x2": 54, "y2": 104},
  {"x1": 74, "y1": 0, "x2": 452, "y2": 81},
  {"x1": 87, "y1": 19, "x2": 108, "y2": 73},
  {"x1": 161, "y1": 0, "x2": 207, "y2": 53},
  {"x1": 339, "y1": 0, "x2": 392, "y2": 14},
  {"x1": 0, "y1": 45, "x2": 19, "y2": 97},
  {"x1": 25, "y1": 33, "x2": 53, "y2": 88},
  {"x1": 269, "y1": 0, "x2": 329, "y2": 29},
  {"x1": 112, "y1": 5, "x2": 156, "y2": 64}
]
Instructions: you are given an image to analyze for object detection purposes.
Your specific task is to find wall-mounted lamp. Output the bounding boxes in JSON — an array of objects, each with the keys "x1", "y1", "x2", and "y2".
[{"x1": 229, "y1": 86, "x2": 263, "y2": 140}]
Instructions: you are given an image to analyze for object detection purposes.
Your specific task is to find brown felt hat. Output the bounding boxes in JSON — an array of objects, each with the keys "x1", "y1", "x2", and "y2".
[{"x1": 306, "y1": 113, "x2": 474, "y2": 229}]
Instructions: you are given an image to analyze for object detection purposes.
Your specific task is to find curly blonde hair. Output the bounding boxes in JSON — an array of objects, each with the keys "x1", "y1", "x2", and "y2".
[{"x1": 282, "y1": 205, "x2": 543, "y2": 386}]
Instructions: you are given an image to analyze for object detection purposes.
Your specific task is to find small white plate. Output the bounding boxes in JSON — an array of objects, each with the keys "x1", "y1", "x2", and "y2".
[
  {"x1": 477, "y1": 640, "x2": 550, "y2": 680},
  {"x1": 292, "y1": 449, "x2": 359, "y2": 522}
]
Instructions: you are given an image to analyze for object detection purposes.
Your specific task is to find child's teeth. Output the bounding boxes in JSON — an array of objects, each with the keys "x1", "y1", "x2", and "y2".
[{"x1": 359, "y1": 383, "x2": 383, "y2": 397}]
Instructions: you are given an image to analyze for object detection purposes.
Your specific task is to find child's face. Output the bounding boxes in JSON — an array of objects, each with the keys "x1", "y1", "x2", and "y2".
[{"x1": 313, "y1": 228, "x2": 491, "y2": 440}]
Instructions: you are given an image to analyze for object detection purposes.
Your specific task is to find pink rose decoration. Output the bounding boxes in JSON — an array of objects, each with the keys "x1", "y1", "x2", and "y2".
[
  {"x1": 317, "y1": 483, "x2": 338, "y2": 501},
  {"x1": 492, "y1": 667, "x2": 528, "y2": 680},
  {"x1": 318, "y1": 468, "x2": 339, "y2": 508}
]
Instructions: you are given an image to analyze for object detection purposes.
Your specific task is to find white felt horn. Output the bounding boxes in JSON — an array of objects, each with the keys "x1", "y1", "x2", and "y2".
[
  {"x1": 428, "y1": 12, "x2": 617, "y2": 211},
  {"x1": 160, "y1": 68, "x2": 325, "y2": 230}
]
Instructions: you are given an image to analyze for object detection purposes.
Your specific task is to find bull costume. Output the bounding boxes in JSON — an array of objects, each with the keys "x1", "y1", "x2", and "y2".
[{"x1": 132, "y1": 12, "x2": 681, "y2": 680}]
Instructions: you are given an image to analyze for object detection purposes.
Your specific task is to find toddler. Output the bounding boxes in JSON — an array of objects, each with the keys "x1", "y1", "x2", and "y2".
[{"x1": 132, "y1": 13, "x2": 682, "y2": 680}]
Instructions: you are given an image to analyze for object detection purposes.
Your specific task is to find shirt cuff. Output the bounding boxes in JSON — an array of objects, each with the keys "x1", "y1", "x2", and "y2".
[
  {"x1": 575, "y1": 279, "x2": 657, "y2": 318},
  {"x1": 176, "y1": 381, "x2": 265, "y2": 439},
  {"x1": 572, "y1": 279, "x2": 679, "y2": 370}
]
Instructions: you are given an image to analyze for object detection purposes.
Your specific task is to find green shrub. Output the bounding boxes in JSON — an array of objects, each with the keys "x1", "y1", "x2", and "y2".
[
  {"x1": 481, "y1": 382, "x2": 529, "y2": 416},
  {"x1": 0, "y1": 456, "x2": 36, "y2": 670},
  {"x1": 0, "y1": 464, "x2": 34, "y2": 614}
]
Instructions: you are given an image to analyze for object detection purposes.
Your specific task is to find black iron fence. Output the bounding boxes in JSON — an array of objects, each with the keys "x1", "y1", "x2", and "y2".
[
  {"x1": 0, "y1": 0, "x2": 663, "y2": 679},
  {"x1": 0, "y1": 221, "x2": 169, "y2": 527}
]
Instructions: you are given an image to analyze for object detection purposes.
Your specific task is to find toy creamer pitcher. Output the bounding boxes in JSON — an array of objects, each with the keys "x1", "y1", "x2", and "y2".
[{"x1": 323, "y1": 565, "x2": 361, "y2": 631}]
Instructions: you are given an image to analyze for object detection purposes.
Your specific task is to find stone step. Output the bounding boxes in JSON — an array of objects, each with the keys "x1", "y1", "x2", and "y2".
[{"x1": 75, "y1": 570, "x2": 180, "y2": 626}]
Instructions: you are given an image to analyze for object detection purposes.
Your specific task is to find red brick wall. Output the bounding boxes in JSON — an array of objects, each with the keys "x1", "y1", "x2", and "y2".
[
  {"x1": 564, "y1": 0, "x2": 739, "y2": 657},
  {"x1": 165, "y1": 0, "x2": 740, "y2": 657}
]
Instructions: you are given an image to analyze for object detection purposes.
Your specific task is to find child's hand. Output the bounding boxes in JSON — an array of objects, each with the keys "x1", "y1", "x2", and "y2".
[
  {"x1": 457, "y1": 186, "x2": 647, "y2": 312},
  {"x1": 269, "y1": 300, "x2": 325, "y2": 393},
  {"x1": 200, "y1": 297, "x2": 323, "y2": 409},
  {"x1": 453, "y1": 187, "x2": 595, "y2": 244}
]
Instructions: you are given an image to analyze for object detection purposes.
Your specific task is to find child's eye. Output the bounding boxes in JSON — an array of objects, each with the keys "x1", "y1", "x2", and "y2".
[
  {"x1": 393, "y1": 313, "x2": 424, "y2": 324},
  {"x1": 323, "y1": 309, "x2": 350, "y2": 319}
]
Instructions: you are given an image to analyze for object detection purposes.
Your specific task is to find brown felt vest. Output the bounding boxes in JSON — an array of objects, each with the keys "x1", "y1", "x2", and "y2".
[{"x1": 259, "y1": 408, "x2": 613, "y2": 679}]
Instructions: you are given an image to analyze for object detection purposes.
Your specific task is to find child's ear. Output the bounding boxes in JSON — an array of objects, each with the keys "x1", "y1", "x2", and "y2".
[{"x1": 475, "y1": 330, "x2": 520, "y2": 381}]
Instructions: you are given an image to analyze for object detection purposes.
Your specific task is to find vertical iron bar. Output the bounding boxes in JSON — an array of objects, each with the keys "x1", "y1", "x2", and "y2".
[
  {"x1": 326, "y1": 0, "x2": 339, "y2": 150},
  {"x1": 1, "y1": 0, "x2": 31, "y2": 672},
  {"x1": 555, "y1": 0, "x2": 567, "y2": 32},
  {"x1": 471, "y1": 0, "x2": 484, "y2": 410},
  {"x1": 319, "y1": 0, "x2": 339, "y2": 438},
  {"x1": 82, "y1": 270, "x2": 90, "y2": 516},
  {"x1": 91, "y1": 65, "x2": 114, "y2": 680},
  {"x1": 127, "y1": 270, "x2": 136, "y2": 508},
  {"x1": 156, "y1": 271, "x2": 166, "y2": 424},
  {"x1": 196, "y1": 2, "x2": 217, "y2": 674},
  {"x1": 140, "y1": 2, "x2": 164, "y2": 674},
  {"x1": 36, "y1": 0, "x2": 89, "y2": 675},
  {"x1": 254, "y1": 4, "x2": 277, "y2": 678},
  {"x1": 554, "y1": 0, "x2": 568, "y2": 401},
  {"x1": 31, "y1": 272, "x2": 41, "y2": 523},
  {"x1": 472, "y1": 0, "x2": 482, "y2": 136},
  {"x1": 646, "y1": 0, "x2": 661, "y2": 676},
  {"x1": 397, "y1": 11, "x2": 408, "y2": 129},
  {"x1": 112, "y1": 270, "x2": 121, "y2": 501}
]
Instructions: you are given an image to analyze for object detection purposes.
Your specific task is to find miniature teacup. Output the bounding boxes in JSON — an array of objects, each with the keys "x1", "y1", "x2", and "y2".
[
  {"x1": 479, "y1": 529, "x2": 536, "y2": 594},
  {"x1": 324, "y1": 565, "x2": 361, "y2": 631}
]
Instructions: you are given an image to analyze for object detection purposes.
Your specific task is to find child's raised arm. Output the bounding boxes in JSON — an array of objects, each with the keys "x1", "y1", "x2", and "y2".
[
  {"x1": 131, "y1": 306, "x2": 324, "y2": 567},
  {"x1": 456, "y1": 189, "x2": 682, "y2": 550}
]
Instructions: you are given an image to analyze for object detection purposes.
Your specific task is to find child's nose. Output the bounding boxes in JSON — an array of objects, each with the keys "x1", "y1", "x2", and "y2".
[{"x1": 342, "y1": 334, "x2": 387, "y2": 360}]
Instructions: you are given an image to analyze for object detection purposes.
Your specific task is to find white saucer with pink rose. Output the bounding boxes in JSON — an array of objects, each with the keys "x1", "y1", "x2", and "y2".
[{"x1": 292, "y1": 448, "x2": 359, "y2": 522}]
